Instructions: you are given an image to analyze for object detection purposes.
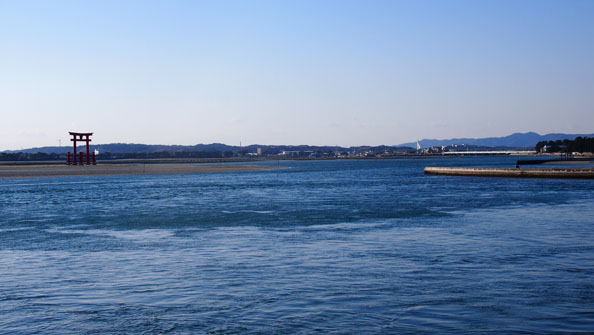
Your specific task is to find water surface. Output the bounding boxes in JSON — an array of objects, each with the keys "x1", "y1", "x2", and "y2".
[{"x1": 1, "y1": 157, "x2": 593, "y2": 334}]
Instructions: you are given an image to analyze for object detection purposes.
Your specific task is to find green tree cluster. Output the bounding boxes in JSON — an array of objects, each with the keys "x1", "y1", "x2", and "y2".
[{"x1": 536, "y1": 137, "x2": 594, "y2": 153}]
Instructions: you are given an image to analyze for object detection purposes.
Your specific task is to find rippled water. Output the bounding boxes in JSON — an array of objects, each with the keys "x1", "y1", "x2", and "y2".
[{"x1": 1, "y1": 157, "x2": 594, "y2": 334}]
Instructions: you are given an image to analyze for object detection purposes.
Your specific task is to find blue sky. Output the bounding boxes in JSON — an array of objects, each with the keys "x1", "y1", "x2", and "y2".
[{"x1": 1, "y1": 0, "x2": 593, "y2": 150}]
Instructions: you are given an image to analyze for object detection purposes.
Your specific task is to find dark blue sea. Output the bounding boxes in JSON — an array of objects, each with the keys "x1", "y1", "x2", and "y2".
[{"x1": 1, "y1": 157, "x2": 594, "y2": 334}]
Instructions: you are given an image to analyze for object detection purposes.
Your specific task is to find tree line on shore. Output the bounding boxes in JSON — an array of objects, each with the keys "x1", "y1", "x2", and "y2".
[
  {"x1": 4, "y1": 137, "x2": 592, "y2": 161},
  {"x1": 536, "y1": 137, "x2": 594, "y2": 153},
  {"x1": 0, "y1": 151, "x2": 238, "y2": 161},
  {"x1": 0, "y1": 144, "x2": 415, "y2": 161}
]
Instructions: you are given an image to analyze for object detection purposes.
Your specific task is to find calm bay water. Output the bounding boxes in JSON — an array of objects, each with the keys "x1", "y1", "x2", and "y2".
[{"x1": 1, "y1": 157, "x2": 594, "y2": 334}]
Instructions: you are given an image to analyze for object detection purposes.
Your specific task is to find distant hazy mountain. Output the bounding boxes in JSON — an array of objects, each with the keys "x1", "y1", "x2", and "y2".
[{"x1": 400, "y1": 132, "x2": 594, "y2": 149}]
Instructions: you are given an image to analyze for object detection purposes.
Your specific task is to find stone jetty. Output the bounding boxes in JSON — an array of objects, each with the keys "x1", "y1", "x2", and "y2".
[{"x1": 424, "y1": 167, "x2": 594, "y2": 179}]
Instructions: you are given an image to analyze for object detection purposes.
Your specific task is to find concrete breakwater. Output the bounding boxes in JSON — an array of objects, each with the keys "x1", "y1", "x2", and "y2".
[{"x1": 424, "y1": 166, "x2": 594, "y2": 179}]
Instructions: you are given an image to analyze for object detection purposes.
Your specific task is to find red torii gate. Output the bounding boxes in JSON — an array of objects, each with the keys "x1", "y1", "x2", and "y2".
[{"x1": 66, "y1": 132, "x2": 96, "y2": 165}]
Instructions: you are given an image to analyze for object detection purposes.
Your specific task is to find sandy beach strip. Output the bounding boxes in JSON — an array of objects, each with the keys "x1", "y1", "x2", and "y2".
[{"x1": 0, "y1": 164, "x2": 277, "y2": 179}]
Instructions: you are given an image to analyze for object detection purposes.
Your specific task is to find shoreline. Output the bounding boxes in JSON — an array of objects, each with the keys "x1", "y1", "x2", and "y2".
[
  {"x1": 0, "y1": 164, "x2": 278, "y2": 179},
  {"x1": 0, "y1": 153, "x2": 549, "y2": 166}
]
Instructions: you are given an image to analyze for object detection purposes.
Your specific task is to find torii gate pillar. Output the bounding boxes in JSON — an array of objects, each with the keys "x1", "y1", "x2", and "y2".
[{"x1": 67, "y1": 132, "x2": 95, "y2": 165}]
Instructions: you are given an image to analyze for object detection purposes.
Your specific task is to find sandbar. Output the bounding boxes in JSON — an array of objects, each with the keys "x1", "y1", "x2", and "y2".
[{"x1": 0, "y1": 163, "x2": 277, "y2": 179}]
